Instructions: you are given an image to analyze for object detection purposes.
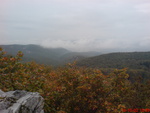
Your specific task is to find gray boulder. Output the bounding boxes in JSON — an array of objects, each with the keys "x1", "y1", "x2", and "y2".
[{"x1": 0, "y1": 90, "x2": 44, "y2": 113}]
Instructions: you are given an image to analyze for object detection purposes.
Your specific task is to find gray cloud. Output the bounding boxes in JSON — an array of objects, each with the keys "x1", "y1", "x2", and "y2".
[{"x1": 0, "y1": 0, "x2": 150, "y2": 52}]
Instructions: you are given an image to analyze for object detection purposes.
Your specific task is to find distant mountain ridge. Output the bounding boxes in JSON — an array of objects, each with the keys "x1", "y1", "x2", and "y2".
[
  {"x1": 77, "y1": 51, "x2": 150, "y2": 81},
  {"x1": 1, "y1": 44, "x2": 150, "y2": 80},
  {"x1": 0, "y1": 44, "x2": 101, "y2": 65},
  {"x1": 77, "y1": 52, "x2": 150, "y2": 69},
  {"x1": 1, "y1": 44, "x2": 70, "y2": 65}
]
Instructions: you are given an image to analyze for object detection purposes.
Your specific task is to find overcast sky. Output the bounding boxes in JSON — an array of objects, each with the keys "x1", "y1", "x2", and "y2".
[{"x1": 0, "y1": 0, "x2": 150, "y2": 52}]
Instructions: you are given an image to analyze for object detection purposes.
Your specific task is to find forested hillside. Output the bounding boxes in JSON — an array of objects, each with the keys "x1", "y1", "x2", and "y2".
[
  {"x1": 0, "y1": 47, "x2": 150, "y2": 113},
  {"x1": 77, "y1": 52, "x2": 150, "y2": 69},
  {"x1": 0, "y1": 44, "x2": 101, "y2": 66},
  {"x1": 1, "y1": 44, "x2": 70, "y2": 65},
  {"x1": 77, "y1": 52, "x2": 150, "y2": 81}
]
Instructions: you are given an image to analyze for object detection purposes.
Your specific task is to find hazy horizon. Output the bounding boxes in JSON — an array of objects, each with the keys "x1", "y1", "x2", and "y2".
[{"x1": 0, "y1": 0, "x2": 150, "y2": 52}]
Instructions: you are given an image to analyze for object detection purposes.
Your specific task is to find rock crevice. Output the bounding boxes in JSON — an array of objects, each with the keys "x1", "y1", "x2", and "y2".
[{"x1": 0, "y1": 90, "x2": 44, "y2": 113}]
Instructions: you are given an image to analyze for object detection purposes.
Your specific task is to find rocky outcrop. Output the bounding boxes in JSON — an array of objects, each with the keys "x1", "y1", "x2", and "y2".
[{"x1": 0, "y1": 89, "x2": 44, "y2": 113}]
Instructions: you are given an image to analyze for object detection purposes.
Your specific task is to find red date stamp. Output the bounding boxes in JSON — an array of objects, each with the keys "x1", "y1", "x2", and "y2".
[{"x1": 122, "y1": 108, "x2": 150, "y2": 112}]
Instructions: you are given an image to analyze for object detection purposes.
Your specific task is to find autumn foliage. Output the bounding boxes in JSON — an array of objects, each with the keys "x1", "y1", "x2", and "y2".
[{"x1": 0, "y1": 47, "x2": 150, "y2": 113}]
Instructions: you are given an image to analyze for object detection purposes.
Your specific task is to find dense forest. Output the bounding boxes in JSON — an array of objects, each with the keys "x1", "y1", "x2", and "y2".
[
  {"x1": 77, "y1": 52, "x2": 150, "y2": 82},
  {"x1": 77, "y1": 52, "x2": 150, "y2": 69},
  {"x1": 0, "y1": 47, "x2": 150, "y2": 113}
]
